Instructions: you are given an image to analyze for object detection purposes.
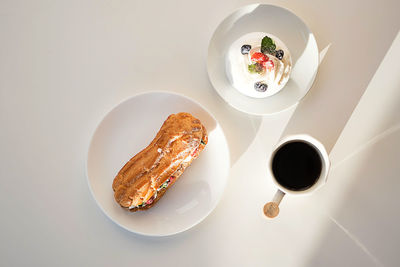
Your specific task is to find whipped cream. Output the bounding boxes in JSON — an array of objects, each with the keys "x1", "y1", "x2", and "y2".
[{"x1": 226, "y1": 32, "x2": 292, "y2": 98}]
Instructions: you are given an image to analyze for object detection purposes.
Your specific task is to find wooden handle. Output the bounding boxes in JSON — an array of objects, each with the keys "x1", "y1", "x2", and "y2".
[
  {"x1": 264, "y1": 202, "x2": 280, "y2": 218},
  {"x1": 263, "y1": 190, "x2": 285, "y2": 218}
]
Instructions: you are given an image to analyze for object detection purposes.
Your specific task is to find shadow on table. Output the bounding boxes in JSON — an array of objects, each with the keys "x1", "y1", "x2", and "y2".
[
  {"x1": 213, "y1": 101, "x2": 262, "y2": 166},
  {"x1": 303, "y1": 126, "x2": 400, "y2": 267},
  {"x1": 175, "y1": 77, "x2": 263, "y2": 167},
  {"x1": 293, "y1": 21, "x2": 400, "y2": 265},
  {"x1": 278, "y1": 14, "x2": 399, "y2": 155}
]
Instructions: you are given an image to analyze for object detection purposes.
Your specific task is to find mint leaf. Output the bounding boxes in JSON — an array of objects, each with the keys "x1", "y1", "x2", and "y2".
[
  {"x1": 261, "y1": 36, "x2": 276, "y2": 54},
  {"x1": 248, "y1": 63, "x2": 264, "y2": 74}
]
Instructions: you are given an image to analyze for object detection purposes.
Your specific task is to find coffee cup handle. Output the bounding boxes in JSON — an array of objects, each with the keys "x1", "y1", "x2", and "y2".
[{"x1": 263, "y1": 189, "x2": 285, "y2": 218}]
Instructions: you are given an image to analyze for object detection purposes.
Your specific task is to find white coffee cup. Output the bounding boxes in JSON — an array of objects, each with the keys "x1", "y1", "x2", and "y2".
[{"x1": 264, "y1": 134, "x2": 330, "y2": 218}]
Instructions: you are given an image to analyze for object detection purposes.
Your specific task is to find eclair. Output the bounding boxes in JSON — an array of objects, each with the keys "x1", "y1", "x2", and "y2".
[{"x1": 112, "y1": 112, "x2": 208, "y2": 211}]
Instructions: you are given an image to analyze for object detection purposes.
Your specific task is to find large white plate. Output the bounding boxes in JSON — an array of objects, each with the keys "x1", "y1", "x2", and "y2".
[
  {"x1": 207, "y1": 4, "x2": 319, "y2": 115},
  {"x1": 86, "y1": 91, "x2": 230, "y2": 236}
]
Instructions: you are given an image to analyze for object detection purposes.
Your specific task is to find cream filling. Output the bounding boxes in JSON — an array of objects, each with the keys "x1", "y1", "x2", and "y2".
[
  {"x1": 128, "y1": 177, "x2": 171, "y2": 209},
  {"x1": 128, "y1": 152, "x2": 195, "y2": 209},
  {"x1": 128, "y1": 136, "x2": 202, "y2": 210}
]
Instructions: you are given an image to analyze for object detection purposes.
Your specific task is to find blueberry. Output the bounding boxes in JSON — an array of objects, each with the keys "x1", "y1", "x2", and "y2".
[
  {"x1": 241, "y1": 44, "x2": 252, "y2": 55},
  {"x1": 275, "y1": 49, "x2": 284, "y2": 60},
  {"x1": 254, "y1": 82, "x2": 268, "y2": 92}
]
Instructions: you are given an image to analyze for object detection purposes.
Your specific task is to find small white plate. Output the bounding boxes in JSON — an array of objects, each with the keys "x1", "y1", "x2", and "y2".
[
  {"x1": 207, "y1": 4, "x2": 319, "y2": 115},
  {"x1": 86, "y1": 91, "x2": 230, "y2": 236}
]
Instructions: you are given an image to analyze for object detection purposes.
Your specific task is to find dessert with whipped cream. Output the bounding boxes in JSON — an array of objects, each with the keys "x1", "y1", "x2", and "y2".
[{"x1": 226, "y1": 32, "x2": 292, "y2": 98}]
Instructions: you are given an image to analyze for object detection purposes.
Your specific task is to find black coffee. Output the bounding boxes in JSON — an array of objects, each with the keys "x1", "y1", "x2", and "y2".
[{"x1": 272, "y1": 141, "x2": 322, "y2": 191}]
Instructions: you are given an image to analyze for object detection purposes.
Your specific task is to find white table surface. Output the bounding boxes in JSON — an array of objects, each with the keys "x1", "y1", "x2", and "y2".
[{"x1": 1, "y1": 0, "x2": 399, "y2": 266}]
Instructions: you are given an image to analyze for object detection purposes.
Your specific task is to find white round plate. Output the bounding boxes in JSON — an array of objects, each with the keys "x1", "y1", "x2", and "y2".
[
  {"x1": 207, "y1": 4, "x2": 319, "y2": 115},
  {"x1": 86, "y1": 91, "x2": 230, "y2": 236}
]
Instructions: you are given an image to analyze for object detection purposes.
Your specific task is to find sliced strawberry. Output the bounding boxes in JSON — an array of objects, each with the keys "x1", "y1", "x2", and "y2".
[
  {"x1": 168, "y1": 176, "x2": 176, "y2": 185},
  {"x1": 191, "y1": 147, "x2": 199, "y2": 157},
  {"x1": 146, "y1": 197, "x2": 154, "y2": 205},
  {"x1": 251, "y1": 52, "x2": 268, "y2": 63}
]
